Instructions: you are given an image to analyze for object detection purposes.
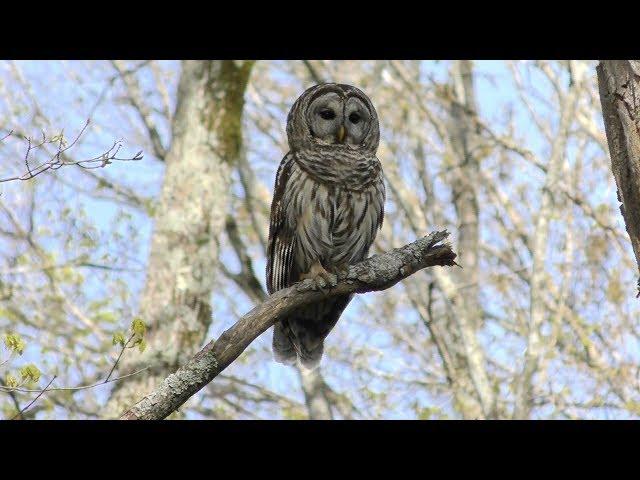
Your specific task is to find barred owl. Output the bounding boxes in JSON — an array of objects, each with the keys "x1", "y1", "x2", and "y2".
[{"x1": 266, "y1": 83, "x2": 385, "y2": 370}]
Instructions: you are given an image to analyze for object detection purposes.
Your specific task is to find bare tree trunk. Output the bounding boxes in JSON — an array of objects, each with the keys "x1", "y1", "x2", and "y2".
[
  {"x1": 449, "y1": 60, "x2": 481, "y2": 326},
  {"x1": 513, "y1": 61, "x2": 584, "y2": 419},
  {"x1": 104, "y1": 60, "x2": 254, "y2": 417},
  {"x1": 298, "y1": 369, "x2": 333, "y2": 419},
  {"x1": 597, "y1": 60, "x2": 640, "y2": 297},
  {"x1": 444, "y1": 60, "x2": 495, "y2": 418},
  {"x1": 383, "y1": 60, "x2": 493, "y2": 419}
]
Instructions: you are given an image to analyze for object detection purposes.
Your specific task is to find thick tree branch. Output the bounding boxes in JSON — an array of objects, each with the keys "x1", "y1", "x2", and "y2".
[{"x1": 119, "y1": 230, "x2": 457, "y2": 420}]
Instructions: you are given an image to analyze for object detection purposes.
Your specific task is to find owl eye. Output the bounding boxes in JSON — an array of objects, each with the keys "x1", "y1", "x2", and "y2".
[
  {"x1": 348, "y1": 112, "x2": 361, "y2": 124},
  {"x1": 319, "y1": 109, "x2": 336, "y2": 120}
]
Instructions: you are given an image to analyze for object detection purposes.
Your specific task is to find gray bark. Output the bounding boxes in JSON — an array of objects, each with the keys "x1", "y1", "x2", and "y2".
[
  {"x1": 104, "y1": 60, "x2": 254, "y2": 417},
  {"x1": 118, "y1": 231, "x2": 457, "y2": 419},
  {"x1": 597, "y1": 60, "x2": 640, "y2": 297}
]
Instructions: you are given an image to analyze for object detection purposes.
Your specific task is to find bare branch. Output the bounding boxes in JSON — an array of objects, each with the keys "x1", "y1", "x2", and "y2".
[
  {"x1": 513, "y1": 61, "x2": 584, "y2": 419},
  {"x1": 11, "y1": 375, "x2": 56, "y2": 420},
  {"x1": 110, "y1": 60, "x2": 167, "y2": 160},
  {"x1": 104, "y1": 333, "x2": 136, "y2": 384},
  {"x1": 119, "y1": 231, "x2": 457, "y2": 420},
  {"x1": 0, "y1": 120, "x2": 143, "y2": 185},
  {"x1": 0, "y1": 367, "x2": 149, "y2": 394},
  {"x1": 303, "y1": 60, "x2": 325, "y2": 84}
]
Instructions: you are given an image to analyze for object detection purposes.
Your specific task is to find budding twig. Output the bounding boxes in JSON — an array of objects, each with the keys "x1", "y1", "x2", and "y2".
[{"x1": 0, "y1": 120, "x2": 144, "y2": 185}]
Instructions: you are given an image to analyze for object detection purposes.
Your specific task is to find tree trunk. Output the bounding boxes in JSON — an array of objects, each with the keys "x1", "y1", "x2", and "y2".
[
  {"x1": 298, "y1": 369, "x2": 333, "y2": 419},
  {"x1": 597, "y1": 60, "x2": 640, "y2": 297},
  {"x1": 513, "y1": 61, "x2": 585, "y2": 419},
  {"x1": 444, "y1": 60, "x2": 495, "y2": 418},
  {"x1": 104, "y1": 60, "x2": 254, "y2": 418}
]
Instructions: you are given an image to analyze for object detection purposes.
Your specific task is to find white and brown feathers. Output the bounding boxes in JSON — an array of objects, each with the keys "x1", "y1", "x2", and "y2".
[{"x1": 267, "y1": 83, "x2": 385, "y2": 370}]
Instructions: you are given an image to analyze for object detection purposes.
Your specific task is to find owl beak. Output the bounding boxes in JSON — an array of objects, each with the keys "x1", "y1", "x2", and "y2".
[{"x1": 337, "y1": 125, "x2": 346, "y2": 143}]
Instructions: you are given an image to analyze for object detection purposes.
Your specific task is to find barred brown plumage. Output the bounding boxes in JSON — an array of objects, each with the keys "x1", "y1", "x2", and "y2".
[{"x1": 266, "y1": 83, "x2": 385, "y2": 370}]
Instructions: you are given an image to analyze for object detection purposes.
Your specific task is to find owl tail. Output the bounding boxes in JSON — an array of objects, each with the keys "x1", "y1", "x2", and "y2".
[
  {"x1": 272, "y1": 320, "x2": 324, "y2": 371},
  {"x1": 272, "y1": 295, "x2": 353, "y2": 370},
  {"x1": 272, "y1": 321, "x2": 297, "y2": 366},
  {"x1": 272, "y1": 320, "x2": 324, "y2": 370}
]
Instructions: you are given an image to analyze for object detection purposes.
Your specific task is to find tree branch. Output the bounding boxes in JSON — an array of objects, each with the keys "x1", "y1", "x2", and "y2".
[
  {"x1": 119, "y1": 230, "x2": 457, "y2": 420},
  {"x1": 0, "y1": 120, "x2": 143, "y2": 185},
  {"x1": 110, "y1": 60, "x2": 167, "y2": 161}
]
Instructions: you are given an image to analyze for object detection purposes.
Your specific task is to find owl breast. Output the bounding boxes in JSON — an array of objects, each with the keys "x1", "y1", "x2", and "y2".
[{"x1": 284, "y1": 159, "x2": 385, "y2": 276}]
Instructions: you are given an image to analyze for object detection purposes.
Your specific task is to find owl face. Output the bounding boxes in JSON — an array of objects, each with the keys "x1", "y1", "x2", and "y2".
[
  {"x1": 307, "y1": 92, "x2": 372, "y2": 146},
  {"x1": 287, "y1": 83, "x2": 380, "y2": 154}
]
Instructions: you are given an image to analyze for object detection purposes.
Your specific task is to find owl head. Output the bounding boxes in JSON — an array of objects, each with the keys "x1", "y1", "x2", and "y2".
[{"x1": 286, "y1": 83, "x2": 380, "y2": 154}]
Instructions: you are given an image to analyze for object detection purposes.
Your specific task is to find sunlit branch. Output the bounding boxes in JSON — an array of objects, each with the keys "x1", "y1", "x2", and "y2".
[
  {"x1": 0, "y1": 120, "x2": 143, "y2": 185},
  {"x1": 119, "y1": 231, "x2": 457, "y2": 420}
]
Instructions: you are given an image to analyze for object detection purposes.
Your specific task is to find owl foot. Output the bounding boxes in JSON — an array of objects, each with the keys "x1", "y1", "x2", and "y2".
[
  {"x1": 300, "y1": 261, "x2": 338, "y2": 292},
  {"x1": 334, "y1": 265, "x2": 350, "y2": 281}
]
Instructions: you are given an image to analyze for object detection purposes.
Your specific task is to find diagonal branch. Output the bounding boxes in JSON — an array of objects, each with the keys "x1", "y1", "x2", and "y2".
[
  {"x1": 11, "y1": 375, "x2": 56, "y2": 420},
  {"x1": 119, "y1": 230, "x2": 457, "y2": 420}
]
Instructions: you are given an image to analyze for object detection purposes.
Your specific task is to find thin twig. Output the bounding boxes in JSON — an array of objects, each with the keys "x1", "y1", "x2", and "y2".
[
  {"x1": 0, "y1": 120, "x2": 143, "y2": 184},
  {"x1": 11, "y1": 375, "x2": 56, "y2": 420},
  {"x1": 0, "y1": 129, "x2": 14, "y2": 143},
  {"x1": 0, "y1": 367, "x2": 149, "y2": 394},
  {"x1": 104, "y1": 333, "x2": 135, "y2": 383}
]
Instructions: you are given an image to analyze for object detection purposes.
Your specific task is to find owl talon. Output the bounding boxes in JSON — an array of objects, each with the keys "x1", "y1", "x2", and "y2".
[
  {"x1": 300, "y1": 262, "x2": 338, "y2": 292},
  {"x1": 296, "y1": 278, "x2": 317, "y2": 292},
  {"x1": 335, "y1": 266, "x2": 350, "y2": 281}
]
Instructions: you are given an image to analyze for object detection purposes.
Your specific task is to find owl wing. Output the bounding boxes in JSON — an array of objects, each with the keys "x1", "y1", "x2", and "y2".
[{"x1": 266, "y1": 152, "x2": 297, "y2": 295}]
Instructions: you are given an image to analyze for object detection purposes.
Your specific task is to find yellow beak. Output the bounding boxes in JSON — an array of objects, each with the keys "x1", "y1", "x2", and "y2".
[{"x1": 337, "y1": 125, "x2": 346, "y2": 143}]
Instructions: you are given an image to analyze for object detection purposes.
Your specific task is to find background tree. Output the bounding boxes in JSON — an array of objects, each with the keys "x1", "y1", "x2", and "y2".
[
  {"x1": 597, "y1": 60, "x2": 640, "y2": 296},
  {"x1": 103, "y1": 60, "x2": 255, "y2": 416}
]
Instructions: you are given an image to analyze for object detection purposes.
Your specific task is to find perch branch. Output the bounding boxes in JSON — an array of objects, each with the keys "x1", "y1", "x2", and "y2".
[{"x1": 119, "y1": 230, "x2": 457, "y2": 420}]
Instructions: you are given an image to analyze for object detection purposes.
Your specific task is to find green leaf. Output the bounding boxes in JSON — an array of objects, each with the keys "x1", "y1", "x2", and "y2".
[
  {"x1": 19, "y1": 364, "x2": 41, "y2": 383},
  {"x1": 112, "y1": 332, "x2": 126, "y2": 347},
  {"x1": 131, "y1": 318, "x2": 146, "y2": 337},
  {"x1": 5, "y1": 374, "x2": 18, "y2": 388},
  {"x1": 4, "y1": 333, "x2": 26, "y2": 355}
]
